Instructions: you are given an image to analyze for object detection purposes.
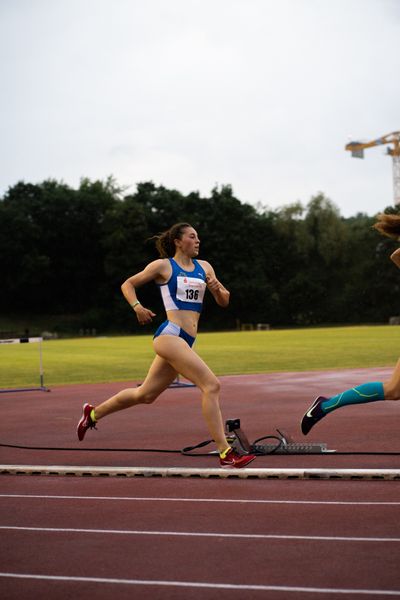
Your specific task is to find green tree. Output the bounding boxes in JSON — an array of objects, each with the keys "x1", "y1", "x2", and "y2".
[
  {"x1": 273, "y1": 194, "x2": 348, "y2": 325},
  {"x1": 0, "y1": 178, "x2": 118, "y2": 317},
  {"x1": 2, "y1": 177, "x2": 398, "y2": 333}
]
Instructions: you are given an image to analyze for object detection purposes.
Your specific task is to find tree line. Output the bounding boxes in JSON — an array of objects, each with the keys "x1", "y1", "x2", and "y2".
[{"x1": 1, "y1": 177, "x2": 399, "y2": 334}]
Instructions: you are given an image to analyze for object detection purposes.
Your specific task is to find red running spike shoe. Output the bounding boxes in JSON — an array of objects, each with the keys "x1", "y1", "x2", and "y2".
[
  {"x1": 77, "y1": 403, "x2": 97, "y2": 441},
  {"x1": 220, "y1": 448, "x2": 256, "y2": 468}
]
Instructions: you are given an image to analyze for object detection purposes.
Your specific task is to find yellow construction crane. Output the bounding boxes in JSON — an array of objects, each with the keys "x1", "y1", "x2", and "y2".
[{"x1": 345, "y1": 131, "x2": 400, "y2": 206}]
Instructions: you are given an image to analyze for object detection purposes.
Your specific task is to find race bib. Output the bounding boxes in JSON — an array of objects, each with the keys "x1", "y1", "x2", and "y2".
[{"x1": 176, "y1": 276, "x2": 206, "y2": 303}]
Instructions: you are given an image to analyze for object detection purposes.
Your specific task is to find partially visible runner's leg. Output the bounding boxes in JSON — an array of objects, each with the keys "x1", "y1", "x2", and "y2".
[
  {"x1": 302, "y1": 357, "x2": 400, "y2": 436},
  {"x1": 77, "y1": 356, "x2": 177, "y2": 440},
  {"x1": 301, "y1": 376, "x2": 392, "y2": 436}
]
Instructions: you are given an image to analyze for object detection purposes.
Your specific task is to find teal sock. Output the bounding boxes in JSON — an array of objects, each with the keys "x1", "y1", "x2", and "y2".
[{"x1": 321, "y1": 382, "x2": 385, "y2": 414}]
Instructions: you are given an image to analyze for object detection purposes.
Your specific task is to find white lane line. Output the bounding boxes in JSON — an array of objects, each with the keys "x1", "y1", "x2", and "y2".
[
  {"x1": 0, "y1": 572, "x2": 399, "y2": 596},
  {"x1": 1, "y1": 525, "x2": 399, "y2": 542},
  {"x1": 1, "y1": 494, "x2": 399, "y2": 506},
  {"x1": 1, "y1": 465, "x2": 399, "y2": 479}
]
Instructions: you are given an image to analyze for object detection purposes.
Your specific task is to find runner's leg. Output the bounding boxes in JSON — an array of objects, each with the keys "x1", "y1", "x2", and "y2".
[
  {"x1": 94, "y1": 355, "x2": 178, "y2": 420},
  {"x1": 153, "y1": 335, "x2": 229, "y2": 453},
  {"x1": 384, "y1": 358, "x2": 400, "y2": 400}
]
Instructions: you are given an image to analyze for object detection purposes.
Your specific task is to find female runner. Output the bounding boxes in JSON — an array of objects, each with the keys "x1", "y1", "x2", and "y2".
[
  {"x1": 77, "y1": 222, "x2": 256, "y2": 468},
  {"x1": 301, "y1": 213, "x2": 400, "y2": 435}
]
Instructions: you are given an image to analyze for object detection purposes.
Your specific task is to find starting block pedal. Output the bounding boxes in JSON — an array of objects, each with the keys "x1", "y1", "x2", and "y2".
[{"x1": 225, "y1": 418, "x2": 335, "y2": 455}]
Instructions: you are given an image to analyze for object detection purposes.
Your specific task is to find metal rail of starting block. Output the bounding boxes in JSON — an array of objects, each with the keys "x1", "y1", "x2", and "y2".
[
  {"x1": 168, "y1": 375, "x2": 195, "y2": 388},
  {"x1": 137, "y1": 375, "x2": 195, "y2": 389},
  {"x1": 225, "y1": 419, "x2": 335, "y2": 455}
]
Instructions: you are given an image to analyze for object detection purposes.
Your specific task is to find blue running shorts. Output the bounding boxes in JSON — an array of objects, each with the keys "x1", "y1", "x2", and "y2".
[{"x1": 153, "y1": 320, "x2": 195, "y2": 348}]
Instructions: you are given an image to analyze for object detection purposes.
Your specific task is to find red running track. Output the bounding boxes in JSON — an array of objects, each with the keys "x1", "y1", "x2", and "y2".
[
  {"x1": 1, "y1": 368, "x2": 400, "y2": 598},
  {"x1": 1, "y1": 476, "x2": 400, "y2": 599}
]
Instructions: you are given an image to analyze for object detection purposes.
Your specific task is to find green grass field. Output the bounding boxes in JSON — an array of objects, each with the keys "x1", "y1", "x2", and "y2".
[{"x1": 1, "y1": 325, "x2": 399, "y2": 389}]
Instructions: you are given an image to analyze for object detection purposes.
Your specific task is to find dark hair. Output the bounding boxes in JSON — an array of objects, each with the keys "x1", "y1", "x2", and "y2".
[
  {"x1": 373, "y1": 213, "x2": 400, "y2": 240},
  {"x1": 153, "y1": 223, "x2": 193, "y2": 258}
]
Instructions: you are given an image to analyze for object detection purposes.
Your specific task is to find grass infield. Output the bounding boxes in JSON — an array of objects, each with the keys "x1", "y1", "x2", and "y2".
[{"x1": 0, "y1": 325, "x2": 399, "y2": 388}]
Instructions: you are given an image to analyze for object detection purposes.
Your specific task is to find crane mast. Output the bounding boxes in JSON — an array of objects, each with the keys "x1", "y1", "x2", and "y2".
[{"x1": 345, "y1": 131, "x2": 400, "y2": 206}]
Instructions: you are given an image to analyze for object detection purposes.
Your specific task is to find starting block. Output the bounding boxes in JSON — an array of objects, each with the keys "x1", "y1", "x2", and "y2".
[{"x1": 225, "y1": 419, "x2": 335, "y2": 455}]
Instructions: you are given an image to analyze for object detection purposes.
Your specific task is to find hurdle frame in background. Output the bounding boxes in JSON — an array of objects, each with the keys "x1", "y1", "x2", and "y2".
[{"x1": 0, "y1": 337, "x2": 50, "y2": 393}]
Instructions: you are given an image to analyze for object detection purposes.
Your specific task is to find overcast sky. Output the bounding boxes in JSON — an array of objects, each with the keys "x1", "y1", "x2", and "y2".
[{"x1": 1, "y1": 0, "x2": 399, "y2": 217}]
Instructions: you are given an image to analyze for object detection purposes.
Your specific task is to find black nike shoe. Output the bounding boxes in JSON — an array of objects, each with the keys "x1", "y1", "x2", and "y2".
[{"x1": 301, "y1": 396, "x2": 327, "y2": 435}]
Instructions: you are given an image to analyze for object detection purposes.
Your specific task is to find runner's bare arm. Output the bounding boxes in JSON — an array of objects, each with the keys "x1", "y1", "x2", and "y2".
[
  {"x1": 200, "y1": 261, "x2": 230, "y2": 307},
  {"x1": 390, "y1": 248, "x2": 400, "y2": 269},
  {"x1": 121, "y1": 259, "x2": 170, "y2": 324}
]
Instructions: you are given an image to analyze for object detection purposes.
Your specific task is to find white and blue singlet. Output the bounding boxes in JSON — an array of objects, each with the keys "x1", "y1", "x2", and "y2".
[{"x1": 153, "y1": 258, "x2": 207, "y2": 347}]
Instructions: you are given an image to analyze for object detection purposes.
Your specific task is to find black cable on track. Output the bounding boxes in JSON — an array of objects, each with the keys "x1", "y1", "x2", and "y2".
[{"x1": 1, "y1": 441, "x2": 400, "y2": 456}]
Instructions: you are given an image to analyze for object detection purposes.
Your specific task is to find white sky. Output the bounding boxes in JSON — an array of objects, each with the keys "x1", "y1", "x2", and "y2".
[{"x1": 0, "y1": 0, "x2": 399, "y2": 217}]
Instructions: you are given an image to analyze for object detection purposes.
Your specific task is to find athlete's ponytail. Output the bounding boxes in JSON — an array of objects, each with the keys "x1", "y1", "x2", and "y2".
[
  {"x1": 373, "y1": 213, "x2": 400, "y2": 240},
  {"x1": 153, "y1": 223, "x2": 192, "y2": 258}
]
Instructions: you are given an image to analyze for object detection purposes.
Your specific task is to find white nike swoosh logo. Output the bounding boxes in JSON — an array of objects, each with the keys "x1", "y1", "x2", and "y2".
[{"x1": 306, "y1": 401, "x2": 320, "y2": 418}]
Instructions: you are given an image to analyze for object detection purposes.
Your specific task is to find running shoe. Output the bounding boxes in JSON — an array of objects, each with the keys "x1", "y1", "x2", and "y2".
[
  {"x1": 220, "y1": 448, "x2": 256, "y2": 468},
  {"x1": 77, "y1": 403, "x2": 97, "y2": 441},
  {"x1": 301, "y1": 396, "x2": 327, "y2": 435}
]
